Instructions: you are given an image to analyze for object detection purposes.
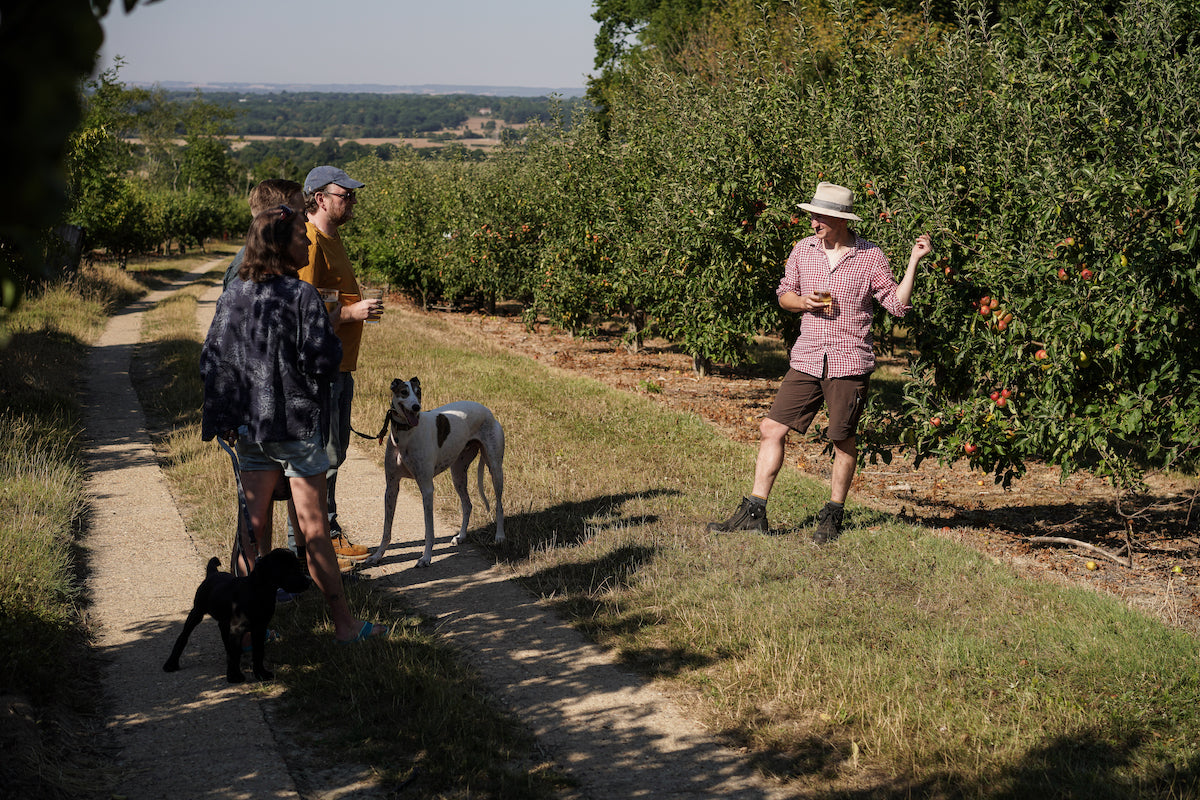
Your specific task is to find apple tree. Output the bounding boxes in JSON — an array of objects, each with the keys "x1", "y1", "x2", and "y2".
[{"x1": 847, "y1": 0, "x2": 1200, "y2": 492}]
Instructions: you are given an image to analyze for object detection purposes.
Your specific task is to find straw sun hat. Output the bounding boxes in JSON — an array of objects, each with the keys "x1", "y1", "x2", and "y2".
[{"x1": 797, "y1": 181, "x2": 862, "y2": 222}]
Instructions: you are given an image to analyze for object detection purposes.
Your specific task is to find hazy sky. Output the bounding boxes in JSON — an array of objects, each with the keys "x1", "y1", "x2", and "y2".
[{"x1": 99, "y1": 0, "x2": 601, "y2": 89}]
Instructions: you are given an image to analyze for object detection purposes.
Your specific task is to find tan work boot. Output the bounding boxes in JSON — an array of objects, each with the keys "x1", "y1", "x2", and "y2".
[{"x1": 331, "y1": 531, "x2": 370, "y2": 561}]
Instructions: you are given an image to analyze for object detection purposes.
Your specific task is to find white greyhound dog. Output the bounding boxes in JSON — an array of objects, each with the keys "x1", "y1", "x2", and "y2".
[{"x1": 365, "y1": 377, "x2": 505, "y2": 567}]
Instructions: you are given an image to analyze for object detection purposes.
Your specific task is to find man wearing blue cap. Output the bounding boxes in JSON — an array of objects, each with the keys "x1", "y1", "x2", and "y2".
[{"x1": 296, "y1": 165, "x2": 382, "y2": 562}]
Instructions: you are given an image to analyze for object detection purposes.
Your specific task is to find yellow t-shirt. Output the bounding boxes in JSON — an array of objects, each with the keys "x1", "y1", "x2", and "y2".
[{"x1": 300, "y1": 222, "x2": 363, "y2": 372}]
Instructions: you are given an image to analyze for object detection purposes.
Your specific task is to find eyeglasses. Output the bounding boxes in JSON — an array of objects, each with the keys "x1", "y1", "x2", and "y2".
[{"x1": 322, "y1": 189, "x2": 356, "y2": 202}]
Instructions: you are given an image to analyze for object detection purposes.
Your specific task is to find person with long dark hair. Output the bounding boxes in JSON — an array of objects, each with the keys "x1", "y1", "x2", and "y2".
[{"x1": 201, "y1": 204, "x2": 386, "y2": 643}]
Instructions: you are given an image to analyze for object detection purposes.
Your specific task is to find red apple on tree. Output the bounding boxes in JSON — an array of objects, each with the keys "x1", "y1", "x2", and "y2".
[{"x1": 964, "y1": 443, "x2": 978, "y2": 455}]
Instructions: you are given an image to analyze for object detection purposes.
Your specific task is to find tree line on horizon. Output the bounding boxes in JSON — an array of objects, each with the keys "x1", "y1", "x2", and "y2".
[{"x1": 159, "y1": 90, "x2": 591, "y2": 140}]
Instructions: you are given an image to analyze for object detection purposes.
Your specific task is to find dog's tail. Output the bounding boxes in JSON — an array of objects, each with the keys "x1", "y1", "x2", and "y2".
[
  {"x1": 476, "y1": 458, "x2": 492, "y2": 513},
  {"x1": 206, "y1": 557, "x2": 221, "y2": 576}
]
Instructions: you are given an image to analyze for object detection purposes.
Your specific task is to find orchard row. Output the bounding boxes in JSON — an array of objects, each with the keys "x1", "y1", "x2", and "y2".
[{"x1": 343, "y1": 2, "x2": 1199, "y2": 491}]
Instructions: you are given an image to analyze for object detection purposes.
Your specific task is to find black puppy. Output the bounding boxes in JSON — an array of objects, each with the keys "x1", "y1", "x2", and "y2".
[{"x1": 162, "y1": 549, "x2": 310, "y2": 683}]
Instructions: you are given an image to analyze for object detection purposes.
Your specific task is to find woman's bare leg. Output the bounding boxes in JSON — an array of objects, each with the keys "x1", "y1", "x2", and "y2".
[
  {"x1": 288, "y1": 473, "x2": 383, "y2": 641},
  {"x1": 236, "y1": 469, "x2": 283, "y2": 573}
]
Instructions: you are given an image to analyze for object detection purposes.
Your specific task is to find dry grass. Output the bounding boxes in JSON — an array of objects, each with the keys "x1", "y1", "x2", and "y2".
[
  {"x1": 19, "y1": 259, "x2": 1195, "y2": 798},
  {"x1": 345, "y1": 305, "x2": 1200, "y2": 798},
  {"x1": 0, "y1": 262, "x2": 150, "y2": 799}
]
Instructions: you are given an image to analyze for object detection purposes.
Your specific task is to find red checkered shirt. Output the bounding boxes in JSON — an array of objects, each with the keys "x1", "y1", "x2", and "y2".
[{"x1": 777, "y1": 234, "x2": 911, "y2": 378}]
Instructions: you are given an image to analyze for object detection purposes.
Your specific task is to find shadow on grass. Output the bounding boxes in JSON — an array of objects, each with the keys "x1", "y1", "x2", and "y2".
[
  {"x1": 268, "y1": 592, "x2": 571, "y2": 799},
  {"x1": 746, "y1": 726, "x2": 1200, "y2": 799},
  {"x1": 853, "y1": 489, "x2": 1198, "y2": 556},
  {"x1": 0, "y1": 329, "x2": 89, "y2": 416},
  {"x1": 492, "y1": 488, "x2": 719, "y2": 677},
  {"x1": 494, "y1": 488, "x2": 682, "y2": 557},
  {"x1": 131, "y1": 334, "x2": 205, "y2": 431}
]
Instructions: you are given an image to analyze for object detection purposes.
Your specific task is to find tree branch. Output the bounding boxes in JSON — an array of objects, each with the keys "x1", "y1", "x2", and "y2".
[{"x1": 1026, "y1": 535, "x2": 1132, "y2": 567}]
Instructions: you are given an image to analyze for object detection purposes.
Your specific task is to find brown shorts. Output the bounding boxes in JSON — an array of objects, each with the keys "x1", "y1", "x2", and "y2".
[{"x1": 766, "y1": 369, "x2": 871, "y2": 441}]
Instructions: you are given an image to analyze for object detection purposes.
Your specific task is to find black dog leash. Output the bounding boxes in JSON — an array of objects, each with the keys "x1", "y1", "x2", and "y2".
[
  {"x1": 216, "y1": 436, "x2": 258, "y2": 577},
  {"x1": 349, "y1": 410, "x2": 407, "y2": 443}
]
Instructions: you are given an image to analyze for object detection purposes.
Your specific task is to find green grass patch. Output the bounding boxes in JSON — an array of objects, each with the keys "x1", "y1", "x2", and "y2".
[{"x1": 344, "y1": 307, "x2": 1200, "y2": 798}]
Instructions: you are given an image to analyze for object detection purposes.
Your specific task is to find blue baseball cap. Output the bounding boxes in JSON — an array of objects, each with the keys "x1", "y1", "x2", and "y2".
[{"x1": 303, "y1": 165, "x2": 365, "y2": 194}]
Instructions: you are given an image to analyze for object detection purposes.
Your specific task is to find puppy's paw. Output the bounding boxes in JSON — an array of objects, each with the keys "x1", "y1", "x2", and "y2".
[
  {"x1": 162, "y1": 659, "x2": 180, "y2": 673},
  {"x1": 253, "y1": 668, "x2": 274, "y2": 681},
  {"x1": 226, "y1": 671, "x2": 247, "y2": 684},
  {"x1": 414, "y1": 558, "x2": 432, "y2": 568}
]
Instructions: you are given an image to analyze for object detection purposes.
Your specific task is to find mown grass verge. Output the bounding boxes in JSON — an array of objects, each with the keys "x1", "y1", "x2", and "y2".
[
  {"x1": 1, "y1": 260, "x2": 148, "y2": 798},
  {"x1": 346, "y1": 305, "x2": 1200, "y2": 799},
  {"x1": 117, "y1": 269, "x2": 1200, "y2": 799}
]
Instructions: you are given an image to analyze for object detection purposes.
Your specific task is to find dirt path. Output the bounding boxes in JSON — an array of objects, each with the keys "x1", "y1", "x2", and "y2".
[
  {"x1": 85, "y1": 266, "x2": 791, "y2": 798},
  {"x1": 83, "y1": 258, "x2": 301, "y2": 799}
]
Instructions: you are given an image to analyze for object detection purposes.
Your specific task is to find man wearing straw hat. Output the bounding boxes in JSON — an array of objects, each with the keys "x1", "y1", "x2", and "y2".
[{"x1": 708, "y1": 181, "x2": 933, "y2": 543}]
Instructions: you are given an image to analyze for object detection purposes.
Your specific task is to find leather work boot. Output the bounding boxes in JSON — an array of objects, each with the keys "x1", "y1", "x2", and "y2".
[
  {"x1": 812, "y1": 503, "x2": 845, "y2": 544},
  {"x1": 706, "y1": 496, "x2": 768, "y2": 533},
  {"x1": 330, "y1": 531, "x2": 370, "y2": 561}
]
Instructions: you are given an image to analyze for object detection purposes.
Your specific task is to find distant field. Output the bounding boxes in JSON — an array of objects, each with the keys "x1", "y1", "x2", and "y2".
[
  {"x1": 229, "y1": 116, "x2": 523, "y2": 151},
  {"x1": 126, "y1": 117, "x2": 526, "y2": 154},
  {"x1": 229, "y1": 135, "x2": 498, "y2": 151}
]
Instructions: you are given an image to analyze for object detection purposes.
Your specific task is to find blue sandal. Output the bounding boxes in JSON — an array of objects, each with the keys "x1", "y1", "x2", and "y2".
[{"x1": 337, "y1": 621, "x2": 388, "y2": 644}]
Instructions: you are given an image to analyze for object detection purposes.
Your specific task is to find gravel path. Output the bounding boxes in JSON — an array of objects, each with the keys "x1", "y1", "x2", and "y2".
[
  {"x1": 83, "y1": 259, "x2": 300, "y2": 799},
  {"x1": 84, "y1": 264, "x2": 789, "y2": 799}
]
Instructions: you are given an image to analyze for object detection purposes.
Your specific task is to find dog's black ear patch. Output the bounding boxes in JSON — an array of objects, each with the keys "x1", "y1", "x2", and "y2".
[
  {"x1": 391, "y1": 378, "x2": 404, "y2": 395},
  {"x1": 436, "y1": 413, "x2": 451, "y2": 448}
]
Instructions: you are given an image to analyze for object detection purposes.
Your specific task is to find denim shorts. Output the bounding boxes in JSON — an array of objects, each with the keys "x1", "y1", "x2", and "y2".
[{"x1": 235, "y1": 429, "x2": 330, "y2": 478}]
